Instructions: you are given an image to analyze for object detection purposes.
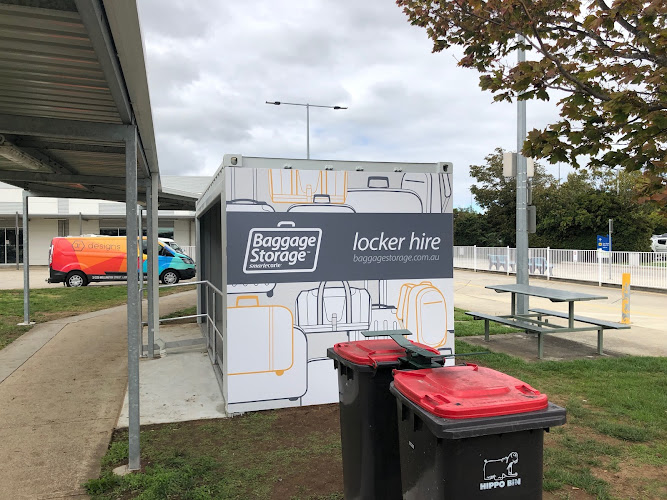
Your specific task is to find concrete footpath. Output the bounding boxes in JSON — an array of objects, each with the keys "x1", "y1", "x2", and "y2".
[
  {"x1": 454, "y1": 269, "x2": 667, "y2": 357},
  {"x1": 0, "y1": 290, "x2": 196, "y2": 500}
]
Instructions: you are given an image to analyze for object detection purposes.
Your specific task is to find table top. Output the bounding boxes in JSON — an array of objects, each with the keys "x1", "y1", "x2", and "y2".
[{"x1": 486, "y1": 283, "x2": 607, "y2": 302}]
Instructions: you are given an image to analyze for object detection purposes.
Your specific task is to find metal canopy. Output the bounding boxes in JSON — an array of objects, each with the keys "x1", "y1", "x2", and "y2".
[{"x1": 0, "y1": 0, "x2": 190, "y2": 209}]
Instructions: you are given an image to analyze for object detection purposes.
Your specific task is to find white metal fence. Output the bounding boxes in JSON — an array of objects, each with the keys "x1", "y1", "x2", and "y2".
[{"x1": 454, "y1": 246, "x2": 667, "y2": 290}]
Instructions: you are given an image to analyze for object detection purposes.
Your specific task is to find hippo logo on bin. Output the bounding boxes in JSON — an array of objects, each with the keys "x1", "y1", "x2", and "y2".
[
  {"x1": 480, "y1": 452, "x2": 522, "y2": 491},
  {"x1": 243, "y1": 221, "x2": 322, "y2": 274}
]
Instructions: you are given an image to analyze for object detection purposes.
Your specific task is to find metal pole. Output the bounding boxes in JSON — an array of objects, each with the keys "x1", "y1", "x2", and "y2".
[
  {"x1": 21, "y1": 191, "x2": 30, "y2": 325},
  {"x1": 138, "y1": 205, "x2": 144, "y2": 357},
  {"x1": 196, "y1": 215, "x2": 202, "y2": 325},
  {"x1": 306, "y1": 103, "x2": 310, "y2": 159},
  {"x1": 516, "y1": 36, "x2": 529, "y2": 314},
  {"x1": 15, "y1": 211, "x2": 19, "y2": 270},
  {"x1": 79, "y1": 212, "x2": 83, "y2": 235},
  {"x1": 125, "y1": 126, "x2": 141, "y2": 471},
  {"x1": 146, "y1": 176, "x2": 159, "y2": 357}
]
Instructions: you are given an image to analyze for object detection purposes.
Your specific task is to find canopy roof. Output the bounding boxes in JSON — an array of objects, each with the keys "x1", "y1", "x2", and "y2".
[{"x1": 0, "y1": 0, "x2": 196, "y2": 210}]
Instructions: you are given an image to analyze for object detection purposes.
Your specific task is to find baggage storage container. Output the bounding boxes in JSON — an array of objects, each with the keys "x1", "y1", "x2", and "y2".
[{"x1": 390, "y1": 365, "x2": 566, "y2": 499}]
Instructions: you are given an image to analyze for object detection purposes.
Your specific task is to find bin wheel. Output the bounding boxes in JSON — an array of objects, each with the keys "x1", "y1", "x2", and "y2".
[
  {"x1": 160, "y1": 269, "x2": 180, "y2": 285},
  {"x1": 65, "y1": 271, "x2": 88, "y2": 288}
]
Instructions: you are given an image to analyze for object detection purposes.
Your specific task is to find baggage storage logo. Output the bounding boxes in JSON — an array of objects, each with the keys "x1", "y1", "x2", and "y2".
[{"x1": 244, "y1": 221, "x2": 322, "y2": 274}]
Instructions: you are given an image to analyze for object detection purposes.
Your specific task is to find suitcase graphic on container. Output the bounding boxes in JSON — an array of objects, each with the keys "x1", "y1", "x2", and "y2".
[
  {"x1": 268, "y1": 170, "x2": 347, "y2": 204},
  {"x1": 295, "y1": 281, "x2": 371, "y2": 334},
  {"x1": 227, "y1": 312, "x2": 308, "y2": 404},
  {"x1": 227, "y1": 166, "x2": 275, "y2": 212},
  {"x1": 227, "y1": 295, "x2": 295, "y2": 376},
  {"x1": 366, "y1": 280, "x2": 400, "y2": 332},
  {"x1": 287, "y1": 194, "x2": 355, "y2": 213},
  {"x1": 226, "y1": 168, "x2": 276, "y2": 294},
  {"x1": 346, "y1": 176, "x2": 423, "y2": 213},
  {"x1": 396, "y1": 281, "x2": 448, "y2": 347},
  {"x1": 401, "y1": 172, "x2": 452, "y2": 213}
]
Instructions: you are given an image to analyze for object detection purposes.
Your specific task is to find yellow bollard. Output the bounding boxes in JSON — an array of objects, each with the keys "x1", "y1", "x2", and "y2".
[{"x1": 621, "y1": 273, "x2": 631, "y2": 324}]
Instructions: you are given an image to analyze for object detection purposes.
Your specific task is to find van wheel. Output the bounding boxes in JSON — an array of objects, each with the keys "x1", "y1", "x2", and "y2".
[
  {"x1": 160, "y1": 269, "x2": 179, "y2": 285},
  {"x1": 66, "y1": 271, "x2": 88, "y2": 288}
]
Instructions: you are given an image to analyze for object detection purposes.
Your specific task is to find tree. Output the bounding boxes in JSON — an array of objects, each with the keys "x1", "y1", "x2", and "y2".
[
  {"x1": 468, "y1": 148, "x2": 661, "y2": 249},
  {"x1": 397, "y1": 0, "x2": 666, "y2": 202},
  {"x1": 454, "y1": 207, "x2": 493, "y2": 245}
]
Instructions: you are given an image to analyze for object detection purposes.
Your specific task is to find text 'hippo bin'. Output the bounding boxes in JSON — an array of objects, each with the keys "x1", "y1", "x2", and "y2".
[
  {"x1": 327, "y1": 335, "x2": 445, "y2": 500},
  {"x1": 390, "y1": 364, "x2": 566, "y2": 499}
]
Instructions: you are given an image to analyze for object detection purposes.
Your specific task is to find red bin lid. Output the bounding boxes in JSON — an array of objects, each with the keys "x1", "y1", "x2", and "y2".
[
  {"x1": 333, "y1": 339, "x2": 440, "y2": 367},
  {"x1": 392, "y1": 364, "x2": 548, "y2": 419}
]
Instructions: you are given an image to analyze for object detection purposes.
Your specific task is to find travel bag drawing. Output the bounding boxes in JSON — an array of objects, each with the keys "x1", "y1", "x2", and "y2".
[
  {"x1": 295, "y1": 281, "x2": 371, "y2": 333},
  {"x1": 227, "y1": 295, "x2": 295, "y2": 375},
  {"x1": 269, "y1": 170, "x2": 347, "y2": 204},
  {"x1": 396, "y1": 281, "x2": 448, "y2": 347}
]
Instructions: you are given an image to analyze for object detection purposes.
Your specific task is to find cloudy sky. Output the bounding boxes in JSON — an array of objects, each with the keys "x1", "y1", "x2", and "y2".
[{"x1": 136, "y1": 0, "x2": 574, "y2": 208}]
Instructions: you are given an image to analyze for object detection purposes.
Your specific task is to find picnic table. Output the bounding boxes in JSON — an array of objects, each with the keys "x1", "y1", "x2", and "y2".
[{"x1": 466, "y1": 283, "x2": 629, "y2": 359}]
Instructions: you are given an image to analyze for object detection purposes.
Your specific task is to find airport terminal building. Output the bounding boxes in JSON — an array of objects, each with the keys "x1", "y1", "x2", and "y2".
[{"x1": 0, "y1": 176, "x2": 209, "y2": 265}]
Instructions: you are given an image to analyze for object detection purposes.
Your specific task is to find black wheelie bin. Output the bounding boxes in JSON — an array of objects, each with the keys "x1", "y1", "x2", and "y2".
[
  {"x1": 391, "y1": 364, "x2": 566, "y2": 499},
  {"x1": 327, "y1": 337, "x2": 444, "y2": 500}
]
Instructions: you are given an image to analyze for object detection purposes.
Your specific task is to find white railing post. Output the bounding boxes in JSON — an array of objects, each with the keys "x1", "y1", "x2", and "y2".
[
  {"x1": 546, "y1": 247, "x2": 550, "y2": 280},
  {"x1": 598, "y1": 251, "x2": 603, "y2": 286},
  {"x1": 473, "y1": 245, "x2": 477, "y2": 272},
  {"x1": 506, "y1": 246, "x2": 510, "y2": 276}
]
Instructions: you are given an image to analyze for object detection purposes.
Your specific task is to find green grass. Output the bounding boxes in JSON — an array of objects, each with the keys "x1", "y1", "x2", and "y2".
[
  {"x1": 86, "y1": 407, "x2": 344, "y2": 500},
  {"x1": 84, "y1": 310, "x2": 667, "y2": 499},
  {"x1": 454, "y1": 306, "x2": 518, "y2": 336},
  {"x1": 161, "y1": 305, "x2": 198, "y2": 320},
  {"x1": 0, "y1": 284, "x2": 195, "y2": 350}
]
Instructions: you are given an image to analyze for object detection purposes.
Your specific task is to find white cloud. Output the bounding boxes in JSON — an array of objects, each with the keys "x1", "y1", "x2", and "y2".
[{"x1": 137, "y1": 0, "x2": 572, "y2": 207}]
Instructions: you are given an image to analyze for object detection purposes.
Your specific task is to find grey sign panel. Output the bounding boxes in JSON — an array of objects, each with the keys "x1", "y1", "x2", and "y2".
[{"x1": 227, "y1": 212, "x2": 453, "y2": 284}]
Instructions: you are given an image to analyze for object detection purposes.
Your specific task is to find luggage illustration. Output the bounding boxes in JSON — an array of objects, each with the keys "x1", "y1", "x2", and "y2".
[
  {"x1": 226, "y1": 317, "x2": 308, "y2": 405},
  {"x1": 367, "y1": 280, "x2": 400, "y2": 331},
  {"x1": 269, "y1": 170, "x2": 347, "y2": 204},
  {"x1": 287, "y1": 194, "x2": 355, "y2": 213},
  {"x1": 295, "y1": 281, "x2": 371, "y2": 334},
  {"x1": 227, "y1": 295, "x2": 296, "y2": 376},
  {"x1": 227, "y1": 166, "x2": 275, "y2": 212},
  {"x1": 226, "y1": 168, "x2": 276, "y2": 293},
  {"x1": 396, "y1": 281, "x2": 448, "y2": 347},
  {"x1": 346, "y1": 176, "x2": 423, "y2": 213},
  {"x1": 401, "y1": 172, "x2": 452, "y2": 213}
]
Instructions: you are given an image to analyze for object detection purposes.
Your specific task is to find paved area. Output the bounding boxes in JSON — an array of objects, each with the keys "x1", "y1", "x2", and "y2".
[
  {"x1": 0, "y1": 265, "x2": 51, "y2": 289},
  {"x1": 454, "y1": 269, "x2": 667, "y2": 359},
  {"x1": 0, "y1": 290, "x2": 196, "y2": 499},
  {"x1": 0, "y1": 266, "x2": 126, "y2": 289},
  {"x1": 117, "y1": 322, "x2": 225, "y2": 428}
]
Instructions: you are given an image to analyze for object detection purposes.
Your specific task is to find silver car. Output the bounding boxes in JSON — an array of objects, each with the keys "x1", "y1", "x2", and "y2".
[{"x1": 651, "y1": 234, "x2": 667, "y2": 253}]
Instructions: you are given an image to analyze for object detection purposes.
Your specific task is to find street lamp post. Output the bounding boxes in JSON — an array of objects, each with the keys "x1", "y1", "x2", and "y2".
[{"x1": 266, "y1": 101, "x2": 347, "y2": 159}]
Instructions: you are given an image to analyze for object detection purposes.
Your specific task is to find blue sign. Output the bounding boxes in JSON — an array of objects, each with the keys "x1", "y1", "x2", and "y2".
[{"x1": 597, "y1": 235, "x2": 610, "y2": 251}]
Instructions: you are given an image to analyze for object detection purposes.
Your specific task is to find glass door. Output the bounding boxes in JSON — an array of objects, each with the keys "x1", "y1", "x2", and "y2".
[{"x1": 2, "y1": 228, "x2": 23, "y2": 264}]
